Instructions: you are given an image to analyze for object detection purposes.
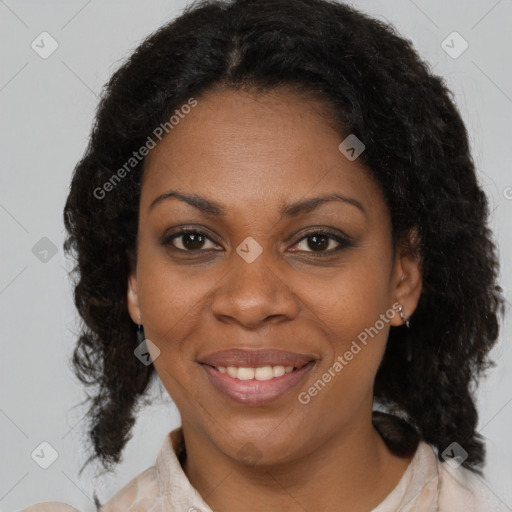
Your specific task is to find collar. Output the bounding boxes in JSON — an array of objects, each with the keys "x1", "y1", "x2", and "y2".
[
  {"x1": 156, "y1": 427, "x2": 212, "y2": 511},
  {"x1": 155, "y1": 420, "x2": 440, "y2": 511},
  {"x1": 372, "y1": 440, "x2": 440, "y2": 511}
]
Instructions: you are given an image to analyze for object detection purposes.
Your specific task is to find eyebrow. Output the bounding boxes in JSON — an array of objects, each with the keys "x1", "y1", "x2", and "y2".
[{"x1": 148, "y1": 190, "x2": 366, "y2": 218}]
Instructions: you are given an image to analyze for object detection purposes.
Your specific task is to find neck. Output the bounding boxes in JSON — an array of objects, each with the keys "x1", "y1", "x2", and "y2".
[{"x1": 181, "y1": 410, "x2": 414, "y2": 512}]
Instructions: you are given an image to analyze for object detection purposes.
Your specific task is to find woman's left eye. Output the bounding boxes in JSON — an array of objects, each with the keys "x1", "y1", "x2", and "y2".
[{"x1": 290, "y1": 231, "x2": 352, "y2": 254}]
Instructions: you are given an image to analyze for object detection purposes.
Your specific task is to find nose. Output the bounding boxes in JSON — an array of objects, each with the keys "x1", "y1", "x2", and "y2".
[{"x1": 210, "y1": 246, "x2": 300, "y2": 330}]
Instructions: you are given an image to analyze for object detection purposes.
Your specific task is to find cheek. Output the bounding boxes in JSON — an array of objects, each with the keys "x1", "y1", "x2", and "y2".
[
  {"x1": 296, "y1": 287, "x2": 392, "y2": 428},
  {"x1": 298, "y1": 246, "x2": 393, "y2": 344},
  {"x1": 297, "y1": 246, "x2": 393, "y2": 393},
  {"x1": 134, "y1": 250, "x2": 207, "y2": 384},
  {"x1": 135, "y1": 255, "x2": 205, "y2": 411},
  {"x1": 136, "y1": 239, "x2": 219, "y2": 338}
]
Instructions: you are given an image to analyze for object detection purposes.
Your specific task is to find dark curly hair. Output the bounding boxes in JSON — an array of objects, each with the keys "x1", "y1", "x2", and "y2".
[{"x1": 63, "y1": 0, "x2": 505, "y2": 481}]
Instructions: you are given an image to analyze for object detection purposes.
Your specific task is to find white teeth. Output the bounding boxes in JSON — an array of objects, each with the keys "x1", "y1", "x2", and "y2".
[
  {"x1": 219, "y1": 365, "x2": 296, "y2": 380},
  {"x1": 237, "y1": 367, "x2": 255, "y2": 380},
  {"x1": 273, "y1": 365, "x2": 285, "y2": 377},
  {"x1": 226, "y1": 366, "x2": 238, "y2": 378},
  {"x1": 255, "y1": 366, "x2": 274, "y2": 380}
]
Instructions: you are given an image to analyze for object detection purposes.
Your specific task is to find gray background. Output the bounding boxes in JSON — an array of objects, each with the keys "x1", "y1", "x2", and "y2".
[{"x1": 1, "y1": 0, "x2": 511, "y2": 510}]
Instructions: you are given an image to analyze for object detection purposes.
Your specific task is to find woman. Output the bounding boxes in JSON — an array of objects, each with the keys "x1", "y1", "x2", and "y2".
[{"x1": 23, "y1": 0, "x2": 507, "y2": 510}]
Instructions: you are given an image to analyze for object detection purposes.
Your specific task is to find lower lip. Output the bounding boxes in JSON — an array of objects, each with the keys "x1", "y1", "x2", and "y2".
[{"x1": 201, "y1": 362, "x2": 315, "y2": 406}]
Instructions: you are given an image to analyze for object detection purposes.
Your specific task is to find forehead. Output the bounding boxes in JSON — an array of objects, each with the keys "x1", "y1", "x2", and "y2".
[{"x1": 141, "y1": 88, "x2": 385, "y2": 218}]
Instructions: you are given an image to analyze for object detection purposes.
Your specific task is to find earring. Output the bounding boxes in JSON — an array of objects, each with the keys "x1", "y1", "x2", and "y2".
[
  {"x1": 397, "y1": 304, "x2": 410, "y2": 328},
  {"x1": 136, "y1": 324, "x2": 145, "y2": 344}
]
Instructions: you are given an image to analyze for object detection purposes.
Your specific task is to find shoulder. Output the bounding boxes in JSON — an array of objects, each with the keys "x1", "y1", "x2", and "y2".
[
  {"x1": 99, "y1": 465, "x2": 162, "y2": 511},
  {"x1": 438, "y1": 461, "x2": 510, "y2": 511},
  {"x1": 21, "y1": 466, "x2": 162, "y2": 512},
  {"x1": 20, "y1": 503, "x2": 80, "y2": 512}
]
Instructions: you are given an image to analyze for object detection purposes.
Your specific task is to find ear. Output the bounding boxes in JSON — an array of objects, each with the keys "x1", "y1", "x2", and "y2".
[
  {"x1": 389, "y1": 229, "x2": 423, "y2": 327},
  {"x1": 127, "y1": 263, "x2": 142, "y2": 326}
]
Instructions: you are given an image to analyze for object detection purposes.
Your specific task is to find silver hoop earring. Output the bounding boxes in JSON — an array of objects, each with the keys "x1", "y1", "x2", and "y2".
[{"x1": 397, "y1": 304, "x2": 410, "y2": 328}]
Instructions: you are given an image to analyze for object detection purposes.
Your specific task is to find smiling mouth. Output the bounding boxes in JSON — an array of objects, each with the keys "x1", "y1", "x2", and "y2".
[
  {"x1": 200, "y1": 360, "x2": 316, "y2": 406},
  {"x1": 204, "y1": 364, "x2": 300, "y2": 380}
]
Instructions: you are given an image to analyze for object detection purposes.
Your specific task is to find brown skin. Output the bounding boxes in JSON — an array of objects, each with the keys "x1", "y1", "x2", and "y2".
[{"x1": 127, "y1": 87, "x2": 422, "y2": 512}]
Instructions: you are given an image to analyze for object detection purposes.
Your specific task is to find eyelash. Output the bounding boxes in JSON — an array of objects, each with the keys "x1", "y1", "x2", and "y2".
[{"x1": 161, "y1": 227, "x2": 353, "y2": 256}]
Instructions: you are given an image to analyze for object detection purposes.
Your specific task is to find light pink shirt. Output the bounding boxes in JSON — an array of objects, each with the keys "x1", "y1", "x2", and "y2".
[{"x1": 21, "y1": 427, "x2": 510, "y2": 511}]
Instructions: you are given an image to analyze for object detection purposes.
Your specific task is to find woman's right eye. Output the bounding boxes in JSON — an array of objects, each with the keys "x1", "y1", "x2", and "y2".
[{"x1": 162, "y1": 230, "x2": 221, "y2": 252}]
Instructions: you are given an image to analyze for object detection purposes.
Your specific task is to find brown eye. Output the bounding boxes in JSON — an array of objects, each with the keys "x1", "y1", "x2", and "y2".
[
  {"x1": 163, "y1": 230, "x2": 219, "y2": 251},
  {"x1": 290, "y1": 230, "x2": 353, "y2": 254},
  {"x1": 304, "y1": 234, "x2": 330, "y2": 251}
]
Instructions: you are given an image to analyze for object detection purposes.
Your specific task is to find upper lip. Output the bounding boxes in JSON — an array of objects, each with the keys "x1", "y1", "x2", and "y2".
[{"x1": 199, "y1": 349, "x2": 316, "y2": 368}]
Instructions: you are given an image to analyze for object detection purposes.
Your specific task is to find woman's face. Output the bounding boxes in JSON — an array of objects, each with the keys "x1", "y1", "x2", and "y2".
[{"x1": 127, "y1": 87, "x2": 421, "y2": 464}]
